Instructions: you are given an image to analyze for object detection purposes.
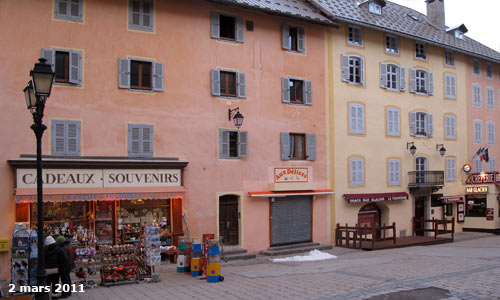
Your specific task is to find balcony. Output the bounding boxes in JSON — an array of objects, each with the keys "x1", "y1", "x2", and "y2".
[{"x1": 408, "y1": 171, "x2": 444, "y2": 192}]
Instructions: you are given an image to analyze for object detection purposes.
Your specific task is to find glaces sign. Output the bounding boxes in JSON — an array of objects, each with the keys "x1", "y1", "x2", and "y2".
[
  {"x1": 274, "y1": 168, "x2": 308, "y2": 183},
  {"x1": 465, "y1": 186, "x2": 488, "y2": 194},
  {"x1": 17, "y1": 169, "x2": 181, "y2": 189}
]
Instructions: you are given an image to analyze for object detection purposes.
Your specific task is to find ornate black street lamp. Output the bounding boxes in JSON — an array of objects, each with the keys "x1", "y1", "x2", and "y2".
[
  {"x1": 228, "y1": 107, "x2": 244, "y2": 129},
  {"x1": 23, "y1": 58, "x2": 54, "y2": 300}
]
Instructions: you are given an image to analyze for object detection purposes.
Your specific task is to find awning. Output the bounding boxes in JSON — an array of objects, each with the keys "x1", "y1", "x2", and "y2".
[
  {"x1": 343, "y1": 192, "x2": 408, "y2": 204},
  {"x1": 440, "y1": 195, "x2": 464, "y2": 203},
  {"x1": 248, "y1": 189, "x2": 334, "y2": 198}
]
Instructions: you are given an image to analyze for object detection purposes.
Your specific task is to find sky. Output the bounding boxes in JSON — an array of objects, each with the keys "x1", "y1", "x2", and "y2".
[{"x1": 389, "y1": 0, "x2": 500, "y2": 52}]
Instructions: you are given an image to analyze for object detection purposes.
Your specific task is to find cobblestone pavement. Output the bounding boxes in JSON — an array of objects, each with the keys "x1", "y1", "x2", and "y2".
[{"x1": 69, "y1": 232, "x2": 500, "y2": 300}]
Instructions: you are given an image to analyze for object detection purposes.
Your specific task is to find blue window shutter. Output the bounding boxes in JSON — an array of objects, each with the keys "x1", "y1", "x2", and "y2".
[
  {"x1": 52, "y1": 120, "x2": 80, "y2": 156},
  {"x1": 211, "y1": 69, "x2": 220, "y2": 96},
  {"x1": 341, "y1": 54, "x2": 349, "y2": 82},
  {"x1": 128, "y1": 124, "x2": 141, "y2": 157},
  {"x1": 281, "y1": 78, "x2": 290, "y2": 103},
  {"x1": 306, "y1": 134, "x2": 316, "y2": 161},
  {"x1": 304, "y1": 80, "x2": 313, "y2": 105},
  {"x1": 400, "y1": 67, "x2": 406, "y2": 91},
  {"x1": 118, "y1": 58, "x2": 130, "y2": 89},
  {"x1": 428, "y1": 72, "x2": 434, "y2": 95},
  {"x1": 281, "y1": 24, "x2": 290, "y2": 50},
  {"x1": 66, "y1": 122, "x2": 79, "y2": 155},
  {"x1": 409, "y1": 112, "x2": 416, "y2": 136},
  {"x1": 210, "y1": 12, "x2": 220, "y2": 39},
  {"x1": 297, "y1": 27, "x2": 305, "y2": 53},
  {"x1": 360, "y1": 57, "x2": 365, "y2": 85},
  {"x1": 280, "y1": 132, "x2": 290, "y2": 160},
  {"x1": 152, "y1": 62, "x2": 164, "y2": 91},
  {"x1": 41, "y1": 49, "x2": 55, "y2": 73},
  {"x1": 427, "y1": 113, "x2": 433, "y2": 137},
  {"x1": 238, "y1": 131, "x2": 248, "y2": 158},
  {"x1": 52, "y1": 121, "x2": 65, "y2": 155},
  {"x1": 236, "y1": 16, "x2": 244, "y2": 43},
  {"x1": 409, "y1": 68, "x2": 416, "y2": 93},
  {"x1": 237, "y1": 72, "x2": 246, "y2": 98},
  {"x1": 142, "y1": 125, "x2": 153, "y2": 157},
  {"x1": 379, "y1": 63, "x2": 387, "y2": 88},
  {"x1": 69, "y1": 50, "x2": 82, "y2": 85},
  {"x1": 219, "y1": 129, "x2": 229, "y2": 158}
]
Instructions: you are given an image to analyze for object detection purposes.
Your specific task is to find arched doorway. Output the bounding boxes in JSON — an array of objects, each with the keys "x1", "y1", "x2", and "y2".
[
  {"x1": 219, "y1": 195, "x2": 239, "y2": 246},
  {"x1": 358, "y1": 203, "x2": 381, "y2": 238}
]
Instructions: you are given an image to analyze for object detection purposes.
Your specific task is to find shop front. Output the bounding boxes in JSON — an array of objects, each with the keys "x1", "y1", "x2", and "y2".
[{"x1": 463, "y1": 172, "x2": 500, "y2": 233}]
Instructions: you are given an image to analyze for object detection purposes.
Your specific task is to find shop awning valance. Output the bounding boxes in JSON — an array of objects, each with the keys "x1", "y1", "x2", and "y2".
[
  {"x1": 248, "y1": 189, "x2": 334, "y2": 198},
  {"x1": 343, "y1": 192, "x2": 408, "y2": 204},
  {"x1": 440, "y1": 195, "x2": 464, "y2": 203}
]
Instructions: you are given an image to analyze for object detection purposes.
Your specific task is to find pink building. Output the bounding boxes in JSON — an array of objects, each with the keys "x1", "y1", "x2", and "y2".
[{"x1": 0, "y1": 0, "x2": 336, "y2": 280}]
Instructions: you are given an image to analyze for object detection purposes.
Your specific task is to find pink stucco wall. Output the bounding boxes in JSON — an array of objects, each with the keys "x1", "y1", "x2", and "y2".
[{"x1": 0, "y1": 0, "x2": 329, "y2": 280}]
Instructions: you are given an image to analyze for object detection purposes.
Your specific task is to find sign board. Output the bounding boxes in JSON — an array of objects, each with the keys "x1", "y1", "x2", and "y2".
[
  {"x1": 465, "y1": 186, "x2": 488, "y2": 194},
  {"x1": 16, "y1": 169, "x2": 181, "y2": 189},
  {"x1": 274, "y1": 168, "x2": 308, "y2": 183},
  {"x1": 344, "y1": 193, "x2": 408, "y2": 204},
  {"x1": 486, "y1": 208, "x2": 494, "y2": 221},
  {"x1": 15, "y1": 191, "x2": 184, "y2": 203},
  {"x1": 466, "y1": 172, "x2": 500, "y2": 185}
]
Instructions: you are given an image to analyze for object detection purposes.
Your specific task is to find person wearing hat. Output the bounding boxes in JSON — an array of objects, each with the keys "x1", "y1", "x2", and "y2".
[
  {"x1": 56, "y1": 236, "x2": 73, "y2": 298},
  {"x1": 45, "y1": 236, "x2": 68, "y2": 299}
]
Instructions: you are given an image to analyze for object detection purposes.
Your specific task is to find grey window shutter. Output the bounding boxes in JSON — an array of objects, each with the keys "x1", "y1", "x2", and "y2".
[
  {"x1": 341, "y1": 54, "x2": 349, "y2": 82},
  {"x1": 211, "y1": 69, "x2": 220, "y2": 96},
  {"x1": 395, "y1": 109, "x2": 400, "y2": 136},
  {"x1": 52, "y1": 121, "x2": 66, "y2": 155},
  {"x1": 304, "y1": 80, "x2": 313, "y2": 105},
  {"x1": 379, "y1": 63, "x2": 387, "y2": 88},
  {"x1": 395, "y1": 66, "x2": 400, "y2": 90},
  {"x1": 281, "y1": 77, "x2": 290, "y2": 103},
  {"x1": 238, "y1": 131, "x2": 248, "y2": 158},
  {"x1": 280, "y1": 132, "x2": 290, "y2": 160},
  {"x1": 400, "y1": 67, "x2": 406, "y2": 91},
  {"x1": 427, "y1": 72, "x2": 434, "y2": 95},
  {"x1": 409, "y1": 112, "x2": 416, "y2": 136},
  {"x1": 451, "y1": 76, "x2": 456, "y2": 98},
  {"x1": 152, "y1": 62, "x2": 164, "y2": 91},
  {"x1": 281, "y1": 24, "x2": 290, "y2": 50},
  {"x1": 409, "y1": 68, "x2": 416, "y2": 93},
  {"x1": 236, "y1": 16, "x2": 244, "y2": 43},
  {"x1": 452, "y1": 116, "x2": 456, "y2": 139},
  {"x1": 305, "y1": 134, "x2": 316, "y2": 161},
  {"x1": 118, "y1": 58, "x2": 130, "y2": 89},
  {"x1": 237, "y1": 72, "x2": 246, "y2": 98},
  {"x1": 142, "y1": 125, "x2": 153, "y2": 157},
  {"x1": 297, "y1": 27, "x2": 305, "y2": 53},
  {"x1": 427, "y1": 113, "x2": 433, "y2": 137},
  {"x1": 69, "y1": 50, "x2": 82, "y2": 85},
  {"x1": 66, "y1": 121, "x2": 80, "y2": 156},
  {"x1": 219, "y1": 129, "x2": 230, "y2": 158},
  {"x1": 128, "y1": 125, "x2": 141, "y2": 157},
  {"x1": 210, "y1": 12, "x2": 220, "y2": 39},
  {"x1": 360, "y1": 57, "x2": 365, "y2": 85},
  {"x1": 41, "y1": 49, "x2": 55, "y2": 73},
  {"x1": 143, "y1": 0, "x2": 153, "y2": 30}
]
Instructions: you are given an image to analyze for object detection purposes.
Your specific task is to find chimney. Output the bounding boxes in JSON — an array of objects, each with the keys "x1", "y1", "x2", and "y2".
[{"x1": 426, "y1": 0, "x2": 446, "y2": 30}]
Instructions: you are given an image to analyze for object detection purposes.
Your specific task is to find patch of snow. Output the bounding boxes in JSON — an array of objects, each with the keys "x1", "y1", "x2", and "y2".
[{"x1": 271, "y1": 249, "x2": 337, "y2": 262}]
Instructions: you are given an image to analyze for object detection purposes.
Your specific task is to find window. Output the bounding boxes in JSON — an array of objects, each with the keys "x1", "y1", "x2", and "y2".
[
  {"x1": 385, "y1": 35, "x2": 398, "y2": 54},
  {"x1": 219, "y1": 129, "x2": 248, "y2": 159},
  {"x1": 128, "y1": 124, "x2": 153, "y2": 157},
  {"x1": 487, "y1": 121, "x2": 496, "y2": 144},
  {"x1": 41, "y1": 48, "x2": 82, "y2": 86},
  {"x1": 51, "y1": 120, "x2": 81, "y2": 156},
  {"x1": 474, "y1": 157, "x2": 483, "y2": 172},
  {"x1": 211, "y1": 69, "x2": 246, "y2": 98},
  {"x1": 281, "y1": 25, "x2": 305, "y2": 53},
  {"x1": 444, "y1": 49, "x2": 455, "y2": 67},
  {"x1": 410, "y1": 111, "x2": 433, "y2": 137},
  {"x1": 486, "y1": 62, "x2": 493, "y2": 79},
  {"x1": 444, "y1": 74, "x2": 456, "y2": 99},
  {"x1": 454, "y1": 30, "x2": 464, "y2": 39},
  {"x1": 415, "y1": 42, "x2": 427, "y2": 60},
  {"x1": 380, "y1": 63, "x2": 405, "y2": 91},
  {"x1": 486, "y1": 87, "x2": 495, "y2": 108},
  {"x1": 473, "y1": 58, "x2": 480, "y2": 75},
  {"x1": 369, "y1": 2, "x2": 382, "y2": 15},
  {"x1": 415, "y1": 156, "x2": 427, "y2": 184},
  {"x1": 445, "y1": 157, "x2": 456, "y2": 181},
  {"x1": 349, "y1": 157, "x2": 364, "y2": 186},
  {"x1": 409, "y1": 68, "x2": 433, "y2": 95},
  {"x1": 388, "y1": 159, "x2": 401, "y2": 186},
  {"x1": 129, "y1": 0, "x2": 153, "y2": 32},
  {"x1": 347, "y1": 25, "x2": 363, "y2": 46},
  {"x1": 349, "y1": 103, "x2": 365, "y2": 134},
  {"x1": 473, "y1": 119, "x2": 482, "y2": 144},
  {"x1": 54, "y1": 0, "x2": 83, "y2": 22},
  {"x1": 281, "y1": 78, "x2": 312, "y2": 105},
  {"x1": 341, "y1": 54, "x2": 364, "y2": 85},
  {"x1": 211, "y1": 12, "x2": 244, "y2": 43},
  {"x1": 466, "y1": 197, "x2": 486, "y2": 217},
  {"x1": 444, "y1": 114, "x2": 457, "y2": 140},
  {"x1": 488, "y1": 158, "x2": 497, "y2": 171},
  {"x1": 280, "y1": 132, "x2": 316, "y2": 161},
  {"x1": 472, "y1": 84, "x2": 482, "y2": 107},
  {"x1": 386, "y1": 107, "x2": 400, "y2": 137},
  {"x1": 119, "y1": 58, "x2": 163, "y2": 91}
]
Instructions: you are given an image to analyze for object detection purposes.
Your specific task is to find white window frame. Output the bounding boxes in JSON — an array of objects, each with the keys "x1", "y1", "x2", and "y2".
[
  {"x1": 444, "y1": 114, "x2": 457, "y2": 140},
  {"x1": 410, "y1": 111, "x2": 433, "y2": 138},
  {"x1": 415, "y1": 41, "x2": 427, "y2": 60},
  {"x1": 472, "y1": 84, "x2": 482, "y2": 107},
  {"x1": 444, "y1": 49, "x2": 455, "y2": 67},
  {"x1": 349, "y1": 56, "x2": 363, "y2": 84},
  {"x1": 385, "y1": 35, "x2": 398, "y2": 54},
  {"x1": 474, "y1": 119, "x2": 482, "y2": 144},
  {"x1": 369, "y1": 2, "x2": 382, "y2": 15},
  {"x1": 445, "y1": 157, "x2": 456, "y2": 182},
  {"x1": 388, "y1": 159, "x2": 401, "y2": 186},
  {"x1": 416, "y1": 70, "x2": 426, "y2": 94},
  {"x1": 455, "y1": 31, "x2": 464, "y2": 39},
  {"x1": 349, "y1": 103, "x2": 365, "y2": 135},
  {"x1": 487, "y1": 121, "x2": 496, "y2": 144},
  {"x1": 486, "y1": 87, "x2": 495, "y2": 109},
  {"x1": 444, "y1": 74, "x2": 456, "y2": 99},
  {"x1": 349, "y1": 157, "x2": 364, "y2": 186},
  {"x1": 473, "y1": 58, "x2": 481, "y2": 76},
  {"x1": 386, "y1": 107, "x2": 400, "y2": 137},
  {"x1": 348, "y1": 25, "x2": 363, "y2": 46}
]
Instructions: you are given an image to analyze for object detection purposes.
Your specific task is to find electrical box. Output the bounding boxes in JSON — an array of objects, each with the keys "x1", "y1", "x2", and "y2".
[{"x1": 0, "y1": 238, "x2": 8, "y2": 252}]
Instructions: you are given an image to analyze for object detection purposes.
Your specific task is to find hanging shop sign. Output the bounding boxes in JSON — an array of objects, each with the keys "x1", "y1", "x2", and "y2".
[
  {"x1": 344, "y1": 192, "x2": 408, "y2": 204},
  {"x1": 486, "y1": 208, "x2": 494, "y2": 221},
  {"x1": 465, "y1": 172, "x2": 500, "y2": 185},
  {"x1": 465, "y1": 186, "x2": 488, "y2": 194},
  {"x1": 274, "y1": 168, "x2": 308, "y2": 183},
  {"x1": 440, "y1": 196, "x2": 464, "y2": 203},
  {"x1": 16, "y1": 168, "x2": 181, "y2": 189}
]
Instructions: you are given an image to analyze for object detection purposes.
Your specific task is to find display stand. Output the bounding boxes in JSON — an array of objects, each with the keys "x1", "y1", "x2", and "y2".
[
  {"x1": 141, "y1": 226, "x2": 161, "y2": 282},
  {"x1": 74, "y1": 227, "x2": 97, "y2": 288},
  {"x1": 99, "y1": 244, "x2": 138, "y2": 286},
  {"x1": 11, "y1": 224, "x2": 37, "y2": 294}
]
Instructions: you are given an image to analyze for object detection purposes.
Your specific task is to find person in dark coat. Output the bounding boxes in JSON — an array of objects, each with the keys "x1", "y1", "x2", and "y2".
[
  {"x1": 45, "y1": 236, "x2": 69, "y2": 298},
  {"x1": 56, "y1": 236, "x2": 73, "y2": 298}
]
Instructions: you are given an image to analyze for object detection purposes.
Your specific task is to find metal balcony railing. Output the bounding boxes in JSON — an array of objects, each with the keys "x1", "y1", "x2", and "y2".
[{"x1": 408, "y1": 171, "x2": 444, "y2": 188}]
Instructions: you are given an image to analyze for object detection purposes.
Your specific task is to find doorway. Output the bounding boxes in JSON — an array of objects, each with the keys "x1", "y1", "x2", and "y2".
[
  {"x1": 219, "y1": 195, "x2": 239, "y2": 246},
  {"x1": 358, "y1": 203, "x2": 381, "y2": 238},
  {"x1": 414, "y1": 196, "x2": 426, "y2": 236}
]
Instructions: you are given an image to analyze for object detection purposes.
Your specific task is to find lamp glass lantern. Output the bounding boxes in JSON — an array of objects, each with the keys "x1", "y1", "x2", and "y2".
[
  {"x1": 30, "y1": 58, "x2": 54, "y2": 97},
  {"x1": 23, "y1": 81, "x2": 36, "y2": 111},
  {"x1": 233, "y1": 111, "x2": 244, "y2": 129}
]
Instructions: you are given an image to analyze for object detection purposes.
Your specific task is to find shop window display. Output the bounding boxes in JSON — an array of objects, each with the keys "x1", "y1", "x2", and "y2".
[
  {"x1": 466, "y1": 197, "x2": 487, "y2": 217},
  {"x1": 30, "y1": 202, "x2": 90, "y2": 235},
  {"x1": 95, "y1": 201, "x2": 114, "y2": 245}
]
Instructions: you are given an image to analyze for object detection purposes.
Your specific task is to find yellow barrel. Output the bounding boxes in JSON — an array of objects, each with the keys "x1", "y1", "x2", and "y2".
[{"x1": 190, "y1": 257, "x2": 202, "y2": 277}]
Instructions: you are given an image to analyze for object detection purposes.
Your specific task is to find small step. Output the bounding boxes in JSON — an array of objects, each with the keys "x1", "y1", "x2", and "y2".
[
  {"x1": 260, "y1": 243, "x2": 333, "y2": 256},
  {"x1": 264, "y1": 242, "x2": 320, "y2": 251},
  {"x1": 220, "y1": 246, "x2": 257, "y2": 261},
  {"x1": 222, "y1": 253, "x2": 257, "y2": 261}
]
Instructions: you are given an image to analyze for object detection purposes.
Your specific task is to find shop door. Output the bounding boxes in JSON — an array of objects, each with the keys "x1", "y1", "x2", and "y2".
[
  {"x1": 414, "y1": 196, "x2": 426, "y2": 236},
  {"x1": 271, "y1": 196, "x2": 312, "y2": 246},
  {"x1": 219, "y1": 195, "x2": 239, "y2": 246},
  {"x1": 358, "y1": 203, "x2": 381, "y2": 238}
]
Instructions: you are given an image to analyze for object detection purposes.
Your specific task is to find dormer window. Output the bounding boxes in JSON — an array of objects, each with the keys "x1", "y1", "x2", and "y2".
[
  {"x1": 369, "y1": 2, "x2": 381, "y2": 15},
  {"x1": 455, "y1": 30, "x2": 464, "y2": 39}
]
